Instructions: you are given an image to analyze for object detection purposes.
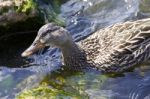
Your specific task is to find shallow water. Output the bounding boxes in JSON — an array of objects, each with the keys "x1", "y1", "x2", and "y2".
[{"x1": 0, "y1": 0, "x2": 150, "y2": 98}]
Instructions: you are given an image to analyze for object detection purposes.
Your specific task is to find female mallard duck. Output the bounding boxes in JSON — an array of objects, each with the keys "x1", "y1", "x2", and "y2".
[{"x1": 22, "y1": 18, "x2": 150, "y2": 73}]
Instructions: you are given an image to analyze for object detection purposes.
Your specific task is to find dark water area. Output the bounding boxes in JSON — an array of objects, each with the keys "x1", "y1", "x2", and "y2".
[
  {"x1": 0, "y1": 33, "x2": 36, "y2": 67},
  {"x1": 0, "y1": 0, "x2": 150, "y2": 98}
]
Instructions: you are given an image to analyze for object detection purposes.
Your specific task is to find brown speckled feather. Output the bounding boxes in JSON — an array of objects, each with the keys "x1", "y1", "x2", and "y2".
[{"x1": 78, "y1": 18, "x2": 150, "y2": 72}]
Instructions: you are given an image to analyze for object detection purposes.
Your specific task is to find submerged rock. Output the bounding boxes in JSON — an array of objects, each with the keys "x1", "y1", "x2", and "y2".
[
  {"x1": 0, "y1": 0, "x2": 64, "y2": 36},
  {"x1": 17, "y1": 84, "x2": 88, "y2": 99},
  {"x1": 0, "y1": 0, "x2": 38, "y2": 26}
]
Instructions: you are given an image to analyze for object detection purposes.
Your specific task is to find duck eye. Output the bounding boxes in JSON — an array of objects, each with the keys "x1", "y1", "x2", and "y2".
[{"x1": 42, "y1": 33, "x2": 48, "y2": 37}]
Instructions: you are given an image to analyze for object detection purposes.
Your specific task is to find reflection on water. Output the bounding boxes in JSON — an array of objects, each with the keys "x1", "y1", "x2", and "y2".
[{"x1": 0, "y1": 0, "x2": 150, "y2": 98}]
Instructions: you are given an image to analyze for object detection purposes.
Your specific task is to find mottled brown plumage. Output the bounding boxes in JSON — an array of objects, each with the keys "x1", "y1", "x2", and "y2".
[
  {"x1": 79, "y1": 18, "x2": 150, "y2": 72},
  {"x1": 22, "y1": 18, "x2": 150, "y2": 73}
]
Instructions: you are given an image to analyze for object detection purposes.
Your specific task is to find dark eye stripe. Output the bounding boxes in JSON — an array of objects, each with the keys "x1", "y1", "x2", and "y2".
[
  {"x1": 41, "y1": 30, "x2": 52, "y2": 37},
  {"x1": 42, "y1": 27, "x2": 59, "y2": 37}
]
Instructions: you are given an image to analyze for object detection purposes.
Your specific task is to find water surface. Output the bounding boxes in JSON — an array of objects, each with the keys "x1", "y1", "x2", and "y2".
[{"x1": 0, "y1": 0, "x2": 150, "y2": 98}]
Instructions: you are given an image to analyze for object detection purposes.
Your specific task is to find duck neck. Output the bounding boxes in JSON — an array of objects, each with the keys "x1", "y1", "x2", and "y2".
[{"x1": 60, "y1": 41, "x2": 87, "y2": 69}]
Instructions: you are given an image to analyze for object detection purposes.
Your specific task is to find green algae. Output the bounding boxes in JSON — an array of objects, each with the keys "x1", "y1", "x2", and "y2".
[
  {"x1": 16, "y1": 69, "x2": 109, "y2": 99},
  {"x1": 17, "y1": 84, "x2": 88, "y2": 99},
  {"x1": 16, "y1": 0, "x2": 37, "y2": 14}
]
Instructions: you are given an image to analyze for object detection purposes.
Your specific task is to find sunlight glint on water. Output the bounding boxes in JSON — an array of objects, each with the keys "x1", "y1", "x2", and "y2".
[{"x1": 0, "y1": 0, "x2": 150, "y2": 98}]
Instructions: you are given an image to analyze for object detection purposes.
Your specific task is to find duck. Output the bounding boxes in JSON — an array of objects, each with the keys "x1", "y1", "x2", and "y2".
[{"x1": 21, "y1": 18, "x2": 150, "y2": 73}]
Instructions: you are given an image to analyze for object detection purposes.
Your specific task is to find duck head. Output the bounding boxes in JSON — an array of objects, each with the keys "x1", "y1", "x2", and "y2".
[{"x1": 21, "y1": 23, "x2": 72, "y2": 57}]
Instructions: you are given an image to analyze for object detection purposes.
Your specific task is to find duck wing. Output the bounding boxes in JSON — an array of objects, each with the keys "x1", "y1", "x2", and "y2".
[{"x1": 79, "y1": 18, "x2": 150, "y2": 72}]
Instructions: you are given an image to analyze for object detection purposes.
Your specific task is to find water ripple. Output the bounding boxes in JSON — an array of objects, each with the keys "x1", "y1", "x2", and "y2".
[{"x1": 129, "y1": 76, "x2": 150, "y2": 99}]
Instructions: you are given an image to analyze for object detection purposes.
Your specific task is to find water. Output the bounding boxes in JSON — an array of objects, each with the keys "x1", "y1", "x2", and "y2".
[{"x1": 0, "y1": 0, "x2": 150, "y2": 98}]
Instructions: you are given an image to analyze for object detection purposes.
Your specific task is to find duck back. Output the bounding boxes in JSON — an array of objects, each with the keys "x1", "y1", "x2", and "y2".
[{"x1": 79, "y1": 18, "x2": 150, "y2": 72}]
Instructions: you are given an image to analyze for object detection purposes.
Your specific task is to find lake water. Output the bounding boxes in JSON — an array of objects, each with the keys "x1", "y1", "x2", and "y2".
[{"x1": 0, "y1": 0, "x2": 150, "y2": 98}]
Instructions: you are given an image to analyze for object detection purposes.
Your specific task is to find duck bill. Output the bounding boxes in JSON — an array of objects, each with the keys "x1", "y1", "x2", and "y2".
[{"x1": 21, "y1": 40, "x2": 45, "y2": 57}]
